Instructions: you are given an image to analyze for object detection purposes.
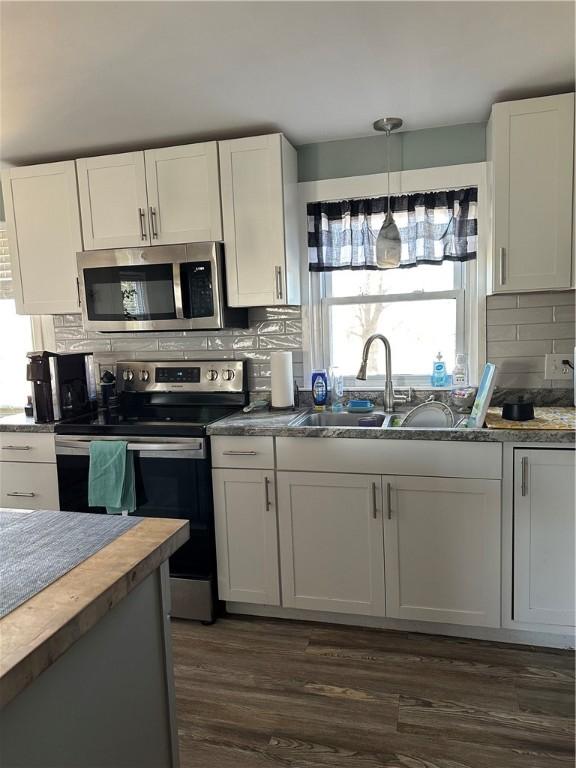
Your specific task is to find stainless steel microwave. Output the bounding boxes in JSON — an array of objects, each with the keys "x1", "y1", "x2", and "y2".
[{"x1": 77, "y1": 243, "x2": 247, "y2": 332}]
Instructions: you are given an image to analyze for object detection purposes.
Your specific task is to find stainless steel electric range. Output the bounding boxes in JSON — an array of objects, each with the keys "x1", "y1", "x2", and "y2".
[{"x1": 54, "y1": 360, "x2": 248, "y2": 623}]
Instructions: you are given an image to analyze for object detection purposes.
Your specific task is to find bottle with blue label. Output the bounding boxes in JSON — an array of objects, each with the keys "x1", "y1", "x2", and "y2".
[
  {"x1": 311, "y1": 368, "x2": 328, "y2": 411},
  {"x1": 431, "y1": 352, "x2": 448, "y2": 387}
]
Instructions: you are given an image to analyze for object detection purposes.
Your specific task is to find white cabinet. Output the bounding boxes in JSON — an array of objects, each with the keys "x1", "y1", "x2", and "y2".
[
  {"x1": 514, "y1": 449, "x2": 575, "y2": 626},
  {"x1": 276, "y1": 472, "x2": 386, "y2": 616},
  {"x1": 77, "y1": 151, "x2": 149, "y2": 249},
  {"x1": 488, "y1": 93, "x2": 574, "y2": 292},
  {"x1": 383, "y1": 476, "x2": 501, "y2": 628},
  {"x1": 144, "y1": 143, "x2": 222, "y2": 244},
  {"x1": 212, "y1": 468, "x2": 280, "y2": 605},
  {"x1": 77, "y1": 143, "x2": 221, "y2": 250},
  {"x1": 219, "y1": 134, "x2": 300, "y2": 307},
  {"x1": 0, "y1": 461, "x2": 59, "y2": 510},
  {"x1": 2, "y1": 162, "x2": 83, "y2": 314}
]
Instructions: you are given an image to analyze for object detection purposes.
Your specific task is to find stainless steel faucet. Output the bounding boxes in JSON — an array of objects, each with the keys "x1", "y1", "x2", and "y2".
[{"x1": 356, "y1": 333, "x2": 395, "y2": 412}]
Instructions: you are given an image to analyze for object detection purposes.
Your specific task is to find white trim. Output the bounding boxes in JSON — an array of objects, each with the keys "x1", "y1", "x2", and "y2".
[
  {"x1": 298, "y1": 162, "x2": 488, "y2": 386},
  {"x1": 225, "y1": 602, "x2": 574, "y2": 649}
]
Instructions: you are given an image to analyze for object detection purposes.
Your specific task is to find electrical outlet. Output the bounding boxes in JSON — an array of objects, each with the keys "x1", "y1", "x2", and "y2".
[{"x1": 544, "y1": 353, "x2": 574, "y2": 381}]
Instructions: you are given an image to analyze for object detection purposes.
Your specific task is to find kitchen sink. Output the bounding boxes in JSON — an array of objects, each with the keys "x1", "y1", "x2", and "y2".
[{"x1": 292, "y1": 411, "x2": 394, "y2": 428}]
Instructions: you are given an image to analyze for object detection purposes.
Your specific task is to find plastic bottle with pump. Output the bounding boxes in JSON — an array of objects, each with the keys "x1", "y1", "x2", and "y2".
[{"x1": 431, "y1": 352, "x2": 448, "y2": 387}]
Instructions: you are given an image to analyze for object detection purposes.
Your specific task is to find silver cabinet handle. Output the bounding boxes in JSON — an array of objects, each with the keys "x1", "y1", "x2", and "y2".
[
  {"x1": 521, "y1": 456, "x2": 528, "y2": 496},
  {"x1": 386, "y1": 482, "x2": 392, "y2": 519},
  {"x1": 275, "y1": 266, "x2": 283, "y2": 300},
  {"x1": 371, "y1": 481, "x2": 378, "y2": 519},
  {"x1": 2, "y1": 445, "x2": 33, "y2": 451},
  {"x1": 264, "y1": 476, "x2": 272, "y2": 511},
  {"x1": 499, "y1": 247, "x2": 506, "y2": 286},
  {"x1": 138, "y1": 208, "x2": 148, "y2": 240},
  {"x1": 6, "y1": 491, "x2": 36, "y2": 498},
  {"x1": 222, "y1": 450, "x2": 258, "y2": 456},
  {"x1": 149, "y1": 207, "x2": 159, "y2": 239}
]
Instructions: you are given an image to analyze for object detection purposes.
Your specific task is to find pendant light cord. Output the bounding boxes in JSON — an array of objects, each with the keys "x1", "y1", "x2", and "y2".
[{"x1": 386, "y1": 128, "x2": 390, "y2": 215}]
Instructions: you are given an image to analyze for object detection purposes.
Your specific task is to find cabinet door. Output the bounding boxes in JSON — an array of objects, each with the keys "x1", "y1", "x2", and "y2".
[
  {"x1": 144, "y1": 142, "x2": 222, "y2": 245},
  {"x1": 76, "y1": 152, "x2": 148, "y2": 249},
  {"x1": 2, "y1": 162, "x2": 83, "y2": 314},
  {"x1": 384, "y1": 476, "x2": 501, "y2": 627},
  {"x1": 212, "y1": 468, "x2": 280, "y2": 605},
  {"x1": 219, "y1": 134, "x2": 287, "y2": 307},
  {"x1": 0, "y1": 462, "x2": 59, "y2": 510},
  {"x1": 277, "y1": 472, "x2": 385, "y2": 616},
  {"x1": 490, "y1": 93, "x2": 574, "y2": 292},
  {"x1": 514, "y1": 449, "x2": 575, "y2": 626}
]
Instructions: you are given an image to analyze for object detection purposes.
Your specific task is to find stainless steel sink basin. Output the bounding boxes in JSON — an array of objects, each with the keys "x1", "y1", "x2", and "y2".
[{"x1": 292, "y1": 411, "x2": 393, "y2": 428}]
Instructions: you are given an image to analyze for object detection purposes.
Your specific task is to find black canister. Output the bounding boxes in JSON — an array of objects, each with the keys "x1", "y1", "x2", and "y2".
[{"x1": 502, "y1": 395, "x2": 534, "y2": 421}]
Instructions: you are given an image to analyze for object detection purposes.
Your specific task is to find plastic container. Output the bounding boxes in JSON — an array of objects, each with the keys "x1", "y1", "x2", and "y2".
[
  {"x1": 452, "y1": 353, "x2": 468, "y2": 388},
  {"x1": 347, "y1": 399, "x2": 375, "y2": 413},
  {"x1": 311, "y1": 369, "x2": 328, "y2": 411},
  {"x1": 330, "y1": 366, "x2": 344, "y2": 412},
  {"x1": 431, "y1": 352, "x2": 448, "y2": 387}
]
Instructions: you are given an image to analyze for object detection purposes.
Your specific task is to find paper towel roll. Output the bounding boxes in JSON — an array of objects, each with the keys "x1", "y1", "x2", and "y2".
[{"x1": 271, "y1": 351, "x2": 294, "y2": 409}]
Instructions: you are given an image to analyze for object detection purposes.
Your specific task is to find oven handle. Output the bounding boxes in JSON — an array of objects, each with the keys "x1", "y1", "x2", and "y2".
[{"x1": 55, "y1": 439, "x2": 205, "y2": 458}]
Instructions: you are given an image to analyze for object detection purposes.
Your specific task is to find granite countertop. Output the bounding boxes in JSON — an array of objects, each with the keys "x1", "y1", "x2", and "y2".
[
  {"x1": 0, "y1": 413, "x2": 55, "y2": 432},
  {"x1": 0, "y1": 512, "x2": 189, "y2": 708},
  {"x1": 207, "y1": 407, "x2": 575, "y2": 443}
]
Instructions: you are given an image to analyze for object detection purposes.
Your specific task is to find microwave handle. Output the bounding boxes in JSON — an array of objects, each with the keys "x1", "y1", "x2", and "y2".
[{"x1": 172, "y1": 263, "x2": 185, "y2": 320}]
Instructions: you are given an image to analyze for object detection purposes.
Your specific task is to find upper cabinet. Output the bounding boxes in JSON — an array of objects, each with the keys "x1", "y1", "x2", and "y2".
[
  {"x1": 488, "y1": 93, "x2": 575, "y2": 293},
  {"x1": 219, "y1": 134, "x2": 300, "y2": 307},
  {"x1": 2, "y1": 161, "x2": 83, "y2": 314},
  {"x1": 77, "y1": 142, "x2": 222, "y2": 250},
  {"x1": 77, "y1": 152, "x2": 148, "y2": 249}
]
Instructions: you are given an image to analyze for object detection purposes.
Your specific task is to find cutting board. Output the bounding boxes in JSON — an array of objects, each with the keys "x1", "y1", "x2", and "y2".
[{"x1": 485, "y1": 407, "x2": 575, "y2": 430}]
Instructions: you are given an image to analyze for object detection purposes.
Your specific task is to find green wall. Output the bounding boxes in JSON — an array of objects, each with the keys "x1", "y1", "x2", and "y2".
[{"x1": 297, "y1": 123, "x2": 486, "y2": 182}]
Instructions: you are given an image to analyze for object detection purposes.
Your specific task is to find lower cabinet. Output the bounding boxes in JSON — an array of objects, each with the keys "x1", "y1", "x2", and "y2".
[
  {"x1": 383, "y1": 476, "x2": 501, "y2": 628},
  {"x1": 514, "y1": 449, "x2": 575, "y2": 626},
  {"x1": 212, "y1": 468, "x2": 280, "y2": 605},
  {"x1": 276, "y1": 472, "x2": 386, "y2": 616},
  {"x1": 0, "y1": 461, "x2": 60, "y2": 510}
]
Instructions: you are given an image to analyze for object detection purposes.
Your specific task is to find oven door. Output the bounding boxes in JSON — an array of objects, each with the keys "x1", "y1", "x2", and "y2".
[{"x1": 55, "y1": 436, "x2": 215, "y2": 582}]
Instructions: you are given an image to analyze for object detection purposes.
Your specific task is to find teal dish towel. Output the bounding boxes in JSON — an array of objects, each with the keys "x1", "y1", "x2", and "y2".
[{"x1": 88, "y1": 441, "x2": 136, "y2": 515}]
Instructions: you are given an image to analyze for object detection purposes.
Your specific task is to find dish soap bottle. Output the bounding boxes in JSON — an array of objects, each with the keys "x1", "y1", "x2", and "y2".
[
  {"x1": 431, "y1": 352, "x2": 447, "y2": 387},
  {"x1": 452, "y1": 353, "x2": 468, "y2": 388},
  {"x1": 311, "y1": 369, "x2": 328, "y2": 411}
]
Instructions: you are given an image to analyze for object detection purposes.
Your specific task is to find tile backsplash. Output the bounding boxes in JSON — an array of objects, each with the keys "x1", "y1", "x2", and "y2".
[
  {"x1": 487, "y1": 290, "x2": 575, "y2": 389},
  {"x1": 52, "y1": 307, "x2": 304, "y2": 392},
  {"x1": 52, "y1": 290, "x2": 574, "y2": 396}
]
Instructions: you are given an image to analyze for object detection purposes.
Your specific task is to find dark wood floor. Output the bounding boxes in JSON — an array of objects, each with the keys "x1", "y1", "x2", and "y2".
[{"x1": 172, "y1": 616, "x2": 575, "y2": 768}]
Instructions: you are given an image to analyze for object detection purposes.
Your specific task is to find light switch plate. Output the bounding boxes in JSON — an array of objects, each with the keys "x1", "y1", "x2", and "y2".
[{"x1": 544, "y1": 353, "x2": 574, "y2": 380}]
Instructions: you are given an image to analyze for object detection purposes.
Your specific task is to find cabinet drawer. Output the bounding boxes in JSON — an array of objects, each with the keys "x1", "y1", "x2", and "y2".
[
  {"x1": 276, "y1": 438, "x2": 502, "y2": 480},
  {"x1": 211, "y1": 437, "x2": 274, "y2": 469},
  {"x1": 0, "y1": 462, "x2": 60, "y2": 510},
  {"x1": 0, "y1": 433, "x2": 56, "y2": 463}
]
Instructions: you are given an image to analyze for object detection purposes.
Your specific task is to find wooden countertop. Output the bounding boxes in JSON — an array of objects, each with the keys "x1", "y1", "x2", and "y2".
[{"x1": 0, "y1": 516, "x2": 189, "y2": 708}]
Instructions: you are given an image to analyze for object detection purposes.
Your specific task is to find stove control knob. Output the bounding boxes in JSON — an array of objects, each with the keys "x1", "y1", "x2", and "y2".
[
  {"x1": 139, "y1": 370, "x2": 149, "y2": 382},
  {"x1": 222, "y1": 369, "x2": 235, "y2": 381},
  {"x1": 122, "y1": 369, "x2": 134, "y2": 382},
  {"x1": 206, "y1": 369, "x2": 219, "y2": 381}
]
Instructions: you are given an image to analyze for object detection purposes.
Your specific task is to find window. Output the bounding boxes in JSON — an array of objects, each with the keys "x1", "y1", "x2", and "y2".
[
  {"x1": 301, "y1": 164, "x2": 486, "y2": 388},
  {"x1": 0, "y1": 226, "x2": 34, "y2": 415},
  {"x1": 319, "y1": 261, "x2": 464, "y2": 386}
]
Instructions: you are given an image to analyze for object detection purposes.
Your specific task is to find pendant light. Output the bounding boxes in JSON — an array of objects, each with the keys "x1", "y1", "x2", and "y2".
[{"x1": 373, "y1": 117, "x2": 403, "y2": 268}]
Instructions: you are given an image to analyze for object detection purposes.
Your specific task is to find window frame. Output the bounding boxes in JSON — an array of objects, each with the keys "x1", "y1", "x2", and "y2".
[{"x1": 298, "y1": 163, "x2": 487, "y2": 388}]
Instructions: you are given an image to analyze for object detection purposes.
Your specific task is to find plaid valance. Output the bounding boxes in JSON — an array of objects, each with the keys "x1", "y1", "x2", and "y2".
[{"x1": 308, "y1": 187, "x2": 477, "y2": 272}]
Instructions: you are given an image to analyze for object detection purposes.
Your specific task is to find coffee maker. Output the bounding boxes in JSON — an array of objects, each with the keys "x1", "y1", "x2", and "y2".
[{"x1": 26, "y1": 352, "x2": 97, "y2": 423}]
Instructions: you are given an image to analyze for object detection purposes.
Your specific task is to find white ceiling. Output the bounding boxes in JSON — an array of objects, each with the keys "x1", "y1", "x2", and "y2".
[{"x1": 1, "y1": 1, "x2": 574, "y2": 164}]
